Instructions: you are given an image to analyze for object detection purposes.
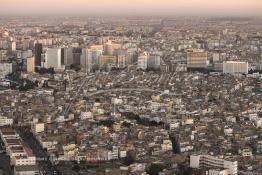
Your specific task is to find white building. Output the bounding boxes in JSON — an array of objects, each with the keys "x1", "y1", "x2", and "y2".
[
  {"x1": 81, "y1": 48, "x2": 101, "y2": 71},
  {"x1": 81, "y1": 48, "x2": 102, "y2": 72},
  {"x1": 32, "y1": 123, "x2": 45, "y2": 134},
  {"x1": 14, "y1": 165, "x2": 39, "y2": 175},
  {"x1": 13, "y1": 155, "x2": 36, "y2": 166},
  {"x1": 137, "y1": 52, "x2": 149, "y2": 70},
  {"x1": 0, "y1": 62, "x2": 12, "y2": 79},
  {"x1": 0, "y1": 116, "x2": 13, "y2": 126},
  {"x1": 107, "y1": 146, "x2": 119, "y2": 160},
  {"x1": 42, "y1": 48, "x2": 62, "y2": 69},
  {"x1": 223, "y1": 61, "x2": 248, "y2": 74},
  {"x1": 190, "y1": 155, "x2": 237, "y2": 175},
  {"x1": 209, "y1": 169, "x2": 229, "y2": 175},
  {"x1": 161, "y1": 140, "x2": 173, "y2": 151}
]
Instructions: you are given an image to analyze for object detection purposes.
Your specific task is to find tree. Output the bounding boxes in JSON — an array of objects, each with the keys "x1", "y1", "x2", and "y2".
[
  {"x1": 176, "y1": 164, "x2": 193, "y2": 175},
  {"x1": 146, "y1": 163, "x2": 166, "y2": 175},
  {"x1": 124, "y1": 150, "x2": 136, "y2": 166}
]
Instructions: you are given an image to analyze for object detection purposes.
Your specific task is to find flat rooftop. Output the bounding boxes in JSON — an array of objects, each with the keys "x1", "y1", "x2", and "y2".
[{"x1": 0, "y1": 128, "x2": 16, "y2": 135}]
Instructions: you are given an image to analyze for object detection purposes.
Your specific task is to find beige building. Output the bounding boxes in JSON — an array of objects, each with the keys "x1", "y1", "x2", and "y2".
[
  {"x1": 26, "y1": 57, "x2": 35, "y2": 73},
  {"x1": 222, "y1": 61, "x2": 248, "y2": 74},
  {"x1": 187, "y1": 49, "x2": 208, "y2": 68},
  {"x1": 98, "y1": 55, "x2": 117, "y2": 69},
  {"x1": 90, "y1": 45, "x2": 104, "y2": 51}
]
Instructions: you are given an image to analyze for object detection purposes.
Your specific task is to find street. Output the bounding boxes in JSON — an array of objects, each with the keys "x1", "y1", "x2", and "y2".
[{"x1": 16, "y1": 127, "x2": 59, "y2": 175}]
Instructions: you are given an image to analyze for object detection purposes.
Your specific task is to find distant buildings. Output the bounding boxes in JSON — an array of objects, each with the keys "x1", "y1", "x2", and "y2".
[
  {"x1": 25, "y1": 57, "x2": 35, "y2": 73},
  {"x1": 116, "y1": 50, "x2": 126, "y2": 68},
  {"x1": 98, "y1": 55, "x2": 117, "y2": 69},
  {"x1": 148, "y1": 53, "x2": 161, "y2": 69},
  {"x1": 104, "y1": 41, "x2": 121, "y2": 56},
  {"x1": 223, "y1": 61, "x2": 248, "y2": 74},
  {"x1": 63, "y1": 47, "x2": 74, "y2": 65},
  {"x1": 187, "y1": 50, "x2": 208, "y2": 68},
  {"x1": 137, "y1": 52, "x2": 149, "y2": 70},
  {"x1": 9, "y1": 41, "x2": 16, "y2": 52},
  {"x1": 104, "y1": 42, "x2": 114, "y2": 56},
  {"x1": 81, "y1": 48, "x2": 102, "y2": 72},
  {"x1": 34, "y1": 43, "x2": 42, "y2": 67},
  {"x1": 62, "y1": 47, "x2": 84, "y2": 66}
]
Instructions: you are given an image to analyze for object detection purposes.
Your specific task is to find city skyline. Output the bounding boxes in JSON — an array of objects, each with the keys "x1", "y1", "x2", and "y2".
[{"x1": 1, "y1": 0, "x2": 262, "y2": 16}]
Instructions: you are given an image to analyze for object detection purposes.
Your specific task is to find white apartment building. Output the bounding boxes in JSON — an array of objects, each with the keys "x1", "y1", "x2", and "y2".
[
  {"x1": 42, "y1": 48, "x2": 61, "y2": 69},
  {"x1": 81, "y1": 48, "x2": 102, "y2": 72},
  {"x1": 223, "y1": 61, "x2": 248, "y2": 74},
  {"x1": 190, "y1": 155, "x2": 237, "y2": 175},
  {"x1": 137, "y1": 52, "x2": 149, "y2": 70},
  {"x1": 0, "y1": 116, "x2": 13, "y2": 126},
  {"x1": 13, "y1": 156, "x2": 36, "y2": 166}
]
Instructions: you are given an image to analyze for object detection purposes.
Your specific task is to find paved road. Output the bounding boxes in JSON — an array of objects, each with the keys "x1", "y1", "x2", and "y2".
[
  {"x1": 0, "y1": 154, "x2": 13, "y2": 175},
  {"x1": 0, "y1": 136, "x2": 13, "y2": 175},
  {"x1": 16, "y1": 127, "x2": 59, "y2": 175}
]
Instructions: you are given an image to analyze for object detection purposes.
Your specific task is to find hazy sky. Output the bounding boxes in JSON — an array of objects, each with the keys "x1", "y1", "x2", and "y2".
[{"x1": 1, "y1": 0, "x2": 262, "y2": 16}]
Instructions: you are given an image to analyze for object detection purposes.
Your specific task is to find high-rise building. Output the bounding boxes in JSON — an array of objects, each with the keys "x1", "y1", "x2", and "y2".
[
  {"x1": 34, "y1": 43, "x2": 42, "y2": 67},
  {"x1": 81, "y1": 48, "x2": 93, "y2": 72},
  {"x1": 187, "y1": 49, "x2": 208, "y2": 68},
  {"x1": 72, "y1": 47, "x2": 82, "y2": 65},
  {"x1": 104, "y1": 42, "x2": 114, "y2": 56},
  {"x1": 98, "y1": 55, "x2": 117, "y2": 69},
  {"x1": 63, "y1": 47, "x2": 82, "y2": 66},
  {"x1": 212, "y1": 53, "x2": 220, "y2": 63},
  {"x1": 61, "y1": 48, "x2": 65, "y2": 65},
  {"x1": 81, "y1": 48, "x2": 103, "y2": 72},
  {"x1": 115, "y1": 50, "x2": 126, "y2": 68},
  {"x1": 223, "y1": 61, "x2": 248, "y2": 74},
  {"x1": 63, "y1": 47, "x2": 74, "y2": 66},
  {"x1": 42, "y1": 48, "x2": 62, "y2": 69},
  {"x1": 26, "y1": 57, "x2": 35, "y2": 73},
  {"x1": 117, "y1": 54, "x2": 126, "y2": 68},
  {"x1": 9, "y1": 41, "x2": 16, "y2": 52},
  {"x1": 148, "y1": 53, "x2": 161, "y2": 69},
  {"x1": 104, "y1": 41, "x2": 121, "y2": 56},
  {"x1": 23, "y1": 37, "x2": 30, "y2": 51},
  {"x1": 125, "y1": 49, "x2": 137, "y2": 65},
  {"x1": 137, "y1": 52, "x2": 149, "y2": 70}
]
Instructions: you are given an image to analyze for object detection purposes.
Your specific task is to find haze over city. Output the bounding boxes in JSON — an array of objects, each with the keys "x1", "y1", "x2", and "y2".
[
  {"x1": 1, "y1": 0, "x2": 262, "y2": 16},
  {"x1": 1, "y1": 0, "x2": 262, "y2": 174}
]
